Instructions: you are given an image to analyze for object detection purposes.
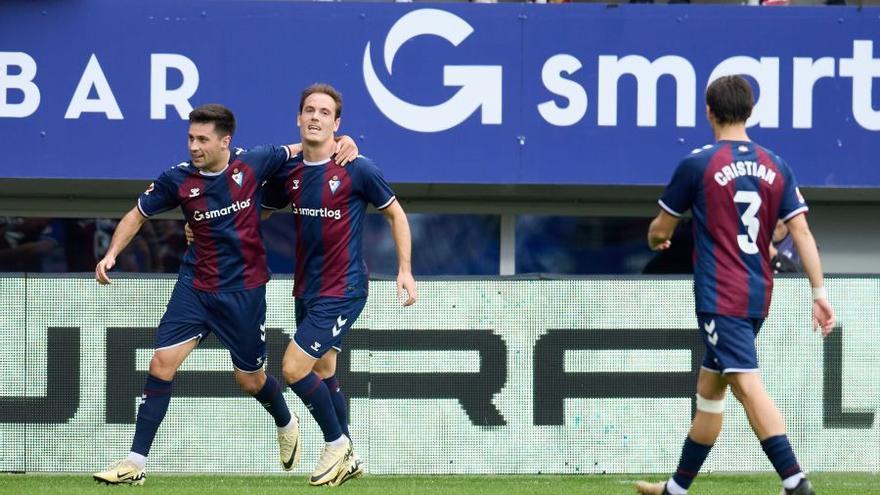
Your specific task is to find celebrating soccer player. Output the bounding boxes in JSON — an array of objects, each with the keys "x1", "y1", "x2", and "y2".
[
  {"x1": 262, "y1": 83, "x2": 418, "y2": 487},
  {"x1": 92, "y1": 104, "x2": 358, "y2": 485},
  {"x1": 635, "y1": 76, "x2": 835, "y2": 495}
]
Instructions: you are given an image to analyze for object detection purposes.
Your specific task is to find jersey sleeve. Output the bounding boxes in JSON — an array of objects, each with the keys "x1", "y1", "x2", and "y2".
[
  {"x1": 261, "y1": 167, "x2": 291, "y2": 211},
  {"x1": 778, "y1": 160, "x2": 809, "y2": 222},
  {"x1": 354, "y1": 158, "x2": 396, "y2": 210},
  {"x1": 241, "y1": 145, "x2": 292, "y2": 181},
  {"x1": 658, "y1": 156, "x2": 701, "y2": 217},
  {"x1": 136, "y1": 169, "x2": 180, "y2": 218}
]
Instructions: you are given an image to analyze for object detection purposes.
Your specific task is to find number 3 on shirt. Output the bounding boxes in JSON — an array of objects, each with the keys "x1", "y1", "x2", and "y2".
[{"x1": 734, "y1": 190, "x2": 761, "y2": 255}]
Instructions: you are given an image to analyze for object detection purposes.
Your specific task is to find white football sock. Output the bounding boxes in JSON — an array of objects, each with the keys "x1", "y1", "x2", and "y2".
[
  {"x1": 126, "y1": 452, "x2": 147, "y2": 469},
  {"x1": 783, "y1": 472, "x2": 805, "y2": 490}
]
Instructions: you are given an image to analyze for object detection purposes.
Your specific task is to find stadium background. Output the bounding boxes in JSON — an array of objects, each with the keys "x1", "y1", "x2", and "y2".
[{"x1": 1, "y1": 0, "x2": 879, "y2": 480}]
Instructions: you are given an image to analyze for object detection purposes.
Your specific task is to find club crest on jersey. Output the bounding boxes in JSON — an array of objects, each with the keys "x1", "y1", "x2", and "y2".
[
  {"x1": 328, "y1": 176, "x2": 341, "y2": 194},
  {"x1": 232, "y1": 168, "x2": 243, "y2": 187}
]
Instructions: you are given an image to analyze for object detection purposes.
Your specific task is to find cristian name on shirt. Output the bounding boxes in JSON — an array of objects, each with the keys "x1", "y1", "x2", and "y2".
[{"x1": 713, "y1": 160, "x2": 777, "y2": 187}]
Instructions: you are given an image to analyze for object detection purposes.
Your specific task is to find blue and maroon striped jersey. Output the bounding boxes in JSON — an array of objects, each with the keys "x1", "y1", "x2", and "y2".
[
  {"x1": 137, "y1": 145, "x2": 291, "y2": 292},
  {"x1": 263, "y1": 155, "x2": 395, "y2": 300},
  {"x1": 659, "y1": 140, "x2": 808, "y2": 318}
]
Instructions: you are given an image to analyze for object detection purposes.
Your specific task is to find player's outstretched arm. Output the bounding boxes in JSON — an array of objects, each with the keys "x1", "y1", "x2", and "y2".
[
  {"x1": 787, "y1": 213, "x2": 835, "y2": 336},
  {"x1": 381, "y1": 200, "x2": 417, "y2": 307},
  {"x1": 647, "y1": 210, "x2": 679, "y2": 251},
  {"x1": 96, "y1": 206, "x2": 148, "y2": 285}
]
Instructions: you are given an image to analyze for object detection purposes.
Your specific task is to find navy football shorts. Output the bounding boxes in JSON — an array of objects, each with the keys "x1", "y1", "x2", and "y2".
[
  {"x1": 155, "y1": 281, "x2": 267, "y2": 372},
  {"x1": 292, "y1": 297, "x2": 367, "y2": 359},
  {"x1": 697, "y1": 313, "x2": 765, "y2": 374}
]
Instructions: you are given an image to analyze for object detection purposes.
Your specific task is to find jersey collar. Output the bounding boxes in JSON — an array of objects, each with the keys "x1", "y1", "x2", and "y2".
[{"x1": 303, "y1": 158, "x2": 331, "y2": 167}]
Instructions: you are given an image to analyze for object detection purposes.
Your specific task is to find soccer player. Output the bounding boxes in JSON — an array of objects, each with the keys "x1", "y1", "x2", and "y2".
[
  {"x1": 635, "y1": 76, "x2": 835, "y2": 495},
  {"x1": 262, "y1": 83, "x2": 418, "y2": 487},
  {"x1": 91, "y1": 103, "x2": 358, "y2": 485}
]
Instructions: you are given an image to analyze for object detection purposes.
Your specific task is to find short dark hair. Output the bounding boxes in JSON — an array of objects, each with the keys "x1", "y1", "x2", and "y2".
[
  {"x1": 299, "y1": 83, "x2": 343, "y2": 119},
  {"x1": 705, "y1": 75, "x2": 754, "y2": 126},
  {"x1": 189, "y1": 104, "x2": 236, "y2": 137}
]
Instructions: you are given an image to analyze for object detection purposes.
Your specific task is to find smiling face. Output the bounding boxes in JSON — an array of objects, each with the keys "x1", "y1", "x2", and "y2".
[
  {"x1": 297, "y1": 92, "x2": 340, "y2": 147},
  {"x1": 188, "y1": 122, "x2": 230, "y2": 172}
]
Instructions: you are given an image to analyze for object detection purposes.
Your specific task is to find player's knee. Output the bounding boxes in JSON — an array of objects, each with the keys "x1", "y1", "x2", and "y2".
[
  {"x1": 237, "y1": 380, "x2": 262, "y2": 395},
  {"x1": 728, "y1": 375, "x2": 764, "y2": 404},
  {"x1": 282, "y1": 360, "x2": 311, "y2": 384},
  {"x1": 148, "y1": 355, "x2": 176, "y2": 381},
  {"x1": 696, "y1": 393, "x2": 725, "y2": 414},
  {"x1": 312, "y1": 360, "x2": 336, "y2": 379},
  {"x1": 234, "y1": 371, "x2": 264, "y2": 395}
]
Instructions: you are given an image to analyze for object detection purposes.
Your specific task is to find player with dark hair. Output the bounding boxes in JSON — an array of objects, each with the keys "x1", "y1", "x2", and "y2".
[
  {"x1": 262, "y1": 83, "x2": 417, "y2": 487},
  {"x1": 635, "y1": 76, "x2": 835, "y2": 495},
  {"x1": 92, "y1": 103, "x2": 358, "y2": 485}
]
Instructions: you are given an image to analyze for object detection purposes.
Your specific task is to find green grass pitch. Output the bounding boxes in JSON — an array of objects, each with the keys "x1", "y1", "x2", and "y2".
[{"x1": 1, "y1": 473, "x2": 878, "y2": 495}]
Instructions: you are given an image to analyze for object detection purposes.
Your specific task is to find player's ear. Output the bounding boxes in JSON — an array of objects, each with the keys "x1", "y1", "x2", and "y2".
[
  {"x1": 221, "y1": 134, "x2": 231, "y2": 150},
  {"x1": 333, "y1": 118, "x2": 340, "y2": 133}
]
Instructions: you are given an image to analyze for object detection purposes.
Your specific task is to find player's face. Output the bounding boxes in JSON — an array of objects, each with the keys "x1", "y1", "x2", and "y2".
[
  {"x1": 297, "y1": 93, "x2": 340, "y2": 146},
  {"x1": 188, "y1": 122, "x2": 230, "y2": 171}
]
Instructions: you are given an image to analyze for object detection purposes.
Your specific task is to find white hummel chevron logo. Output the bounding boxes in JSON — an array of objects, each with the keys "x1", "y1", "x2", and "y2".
[
  {"x1": 331, "y1": 315, "x2": 347, "y2": 337},
  {"x1": 704, "y1": 320, "x2": 718, "y2": 346},
  {"x1": 260, "y1": 323, "x2": 266, "y2": 342}
]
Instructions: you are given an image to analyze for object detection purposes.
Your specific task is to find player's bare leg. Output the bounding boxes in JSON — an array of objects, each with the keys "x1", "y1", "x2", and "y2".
[
  {"x1": 726, "y1": 372, "x2": 785, "y2": 439},
  {"x1": 727, "y1": 372, "x2": 810, "y2": 494}
]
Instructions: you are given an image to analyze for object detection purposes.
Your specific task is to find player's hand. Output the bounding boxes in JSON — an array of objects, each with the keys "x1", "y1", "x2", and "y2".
[
  {"x1": 95, "y1": 255, "x2": 116, "y2": 285},
  {"x1": 650, "y1": 239, "x2": 672, "y2": 251},
  {"x1": 397, "y1": 272, "x2": 418, "y2": 307},
  {"x1": 334, "y1": 135, "x2": 359, "y2": 166},
  {"x1": 286, "y1": 142, "x2": 303, "y2": 158},
  {"x1": 184, "y1": 223, "x2": 194, "y2": 244},
  {"x1": 812, "y1": 298, "x2": 835, "y2": 337}
]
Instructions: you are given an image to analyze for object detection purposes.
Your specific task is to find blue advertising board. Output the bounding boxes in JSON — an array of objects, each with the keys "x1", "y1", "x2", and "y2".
[{"x1": 1, "y1": 1, "x2": 878, "y2": 186}]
